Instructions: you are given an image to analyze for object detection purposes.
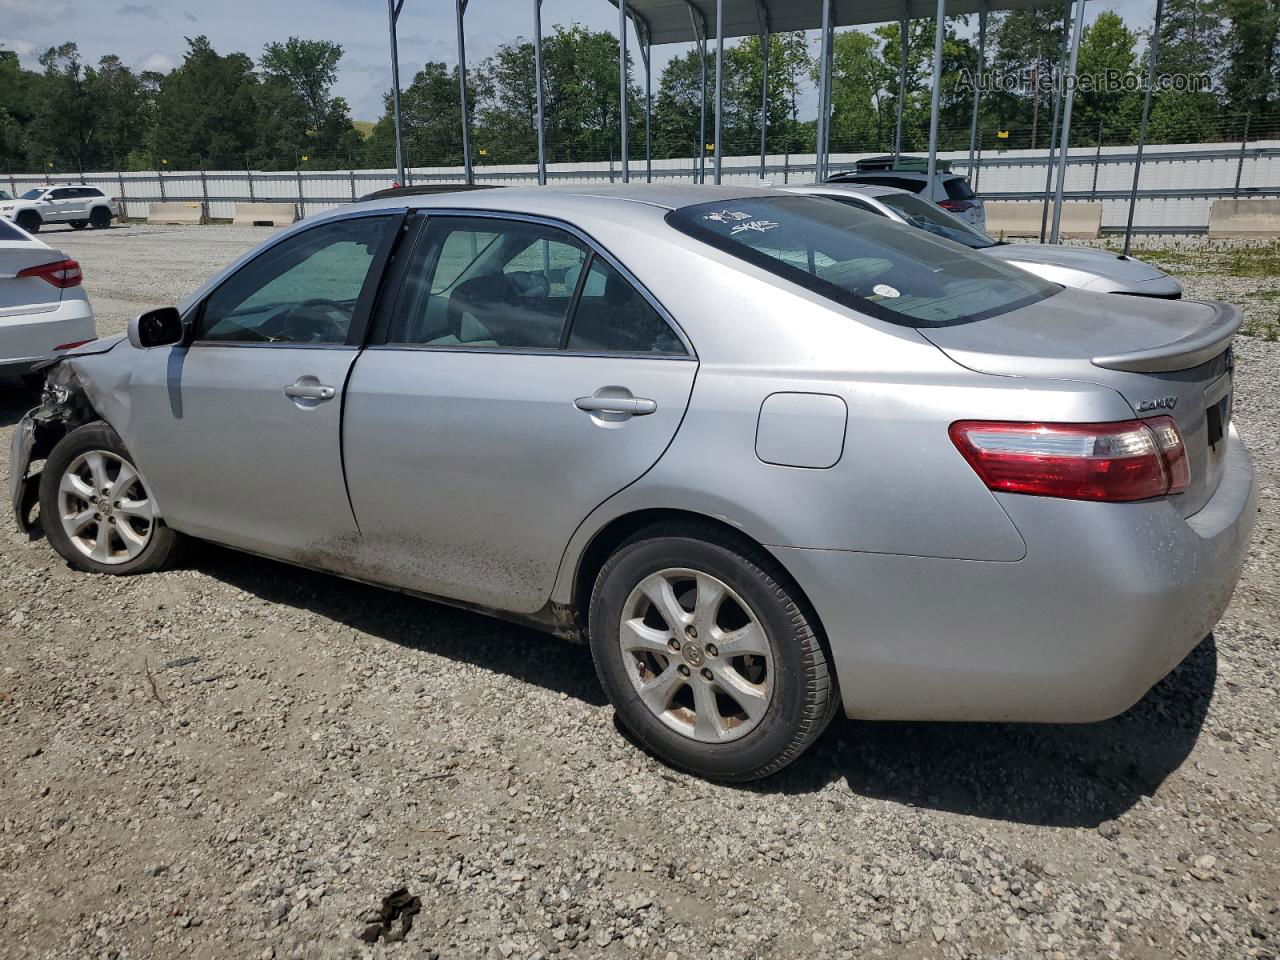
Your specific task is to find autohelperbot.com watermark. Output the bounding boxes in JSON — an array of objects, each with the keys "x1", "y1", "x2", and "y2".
[{"x1": 957, "y1": 68, "x2": 1212, "y2": 95}]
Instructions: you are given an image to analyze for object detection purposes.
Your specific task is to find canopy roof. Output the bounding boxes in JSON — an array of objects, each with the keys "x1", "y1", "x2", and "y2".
[{"x1": 614, "y1": 0, "x2": 1068, "y2": 44}]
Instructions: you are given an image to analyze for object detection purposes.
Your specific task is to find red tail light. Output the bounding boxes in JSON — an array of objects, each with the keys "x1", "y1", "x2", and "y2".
[
  {"x1": 54, "y1": 338, "x2": 96, "y2": 351},
  {"x1": 950, "y1": 418, "x2": 1191, "y2": 502},
  {"x1": 939, "y1": 199, "x2": 974, "y2": 213},
  {"x1": 17, "y1": 258, "x2": 82, "y2": 288}
]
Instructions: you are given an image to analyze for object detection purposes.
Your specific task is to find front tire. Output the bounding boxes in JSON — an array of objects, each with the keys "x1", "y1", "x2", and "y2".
[
  {"x1": 15, "y1": 211, "x2": 40, "y2": 233},
  {"x1": 589, "y1": 523, "x2": 838, "y2": 782},
  {"x1": 38, "y1": 422, "x2": 180, "y2": 575}
]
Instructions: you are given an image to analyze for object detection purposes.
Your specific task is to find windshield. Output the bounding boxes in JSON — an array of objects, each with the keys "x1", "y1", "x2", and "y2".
[
  {"x1": 667, "y1": 196, "x2": 1056, "y2": 328},
  {"x1": 876, "y1": 192, "x2": 996, "y2": 249},
  {"x1": 20, "y1": 189, "x2": 45, "y2": 200}
]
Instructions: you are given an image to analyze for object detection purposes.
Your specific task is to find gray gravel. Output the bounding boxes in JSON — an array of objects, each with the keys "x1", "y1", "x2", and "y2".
[{"x1": 1, "y1": 223, "x2": 1277, "y2": 960}]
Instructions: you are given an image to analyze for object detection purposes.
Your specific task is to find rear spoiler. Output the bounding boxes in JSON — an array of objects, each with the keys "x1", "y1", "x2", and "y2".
[{"x1": 1092, "y1": 301, "x2": 1241, "y2": 373}]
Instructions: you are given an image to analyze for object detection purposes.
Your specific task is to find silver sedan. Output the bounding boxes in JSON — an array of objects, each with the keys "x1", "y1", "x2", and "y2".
[
  {"x1": 10, "y1": 185, "x2": 1255, "y2": 781},
  {"x1": 781, "y1": 181, "x2": 1184, "y2": 298}
]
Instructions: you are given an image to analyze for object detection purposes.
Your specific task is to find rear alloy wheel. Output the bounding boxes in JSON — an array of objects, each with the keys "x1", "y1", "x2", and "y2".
[
  {"x1": 89, "y1": 207, "x2": 111, "y2": 228},
  {"x1": 589, "y1": 525, "x2": 838, "y2": 782},
  {"x1": 15, "y1": 211, "x2": 39, "y2": 233},
  {"x1": 38, "y1": 422, "x2": 180, "y2": 575},
  {"x1": 69, "y1": 219, "x2": 89, "y2": 230}
]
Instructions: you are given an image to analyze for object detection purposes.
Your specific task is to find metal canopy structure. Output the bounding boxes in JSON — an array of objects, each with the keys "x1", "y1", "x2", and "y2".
[{"x1": 386, "y1": 0, "x2": 1172, "y2": 247}]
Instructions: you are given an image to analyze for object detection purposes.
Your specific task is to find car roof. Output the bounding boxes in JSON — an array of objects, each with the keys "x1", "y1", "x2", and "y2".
[
  {"x1": 779, "y1": 182, "x2": 913, "y2": 201},
  {"x1": 342, "y1": 183, "x2": 783, "y2": 224}
]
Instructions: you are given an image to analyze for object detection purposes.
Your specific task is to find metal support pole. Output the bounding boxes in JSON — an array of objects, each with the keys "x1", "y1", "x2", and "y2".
[
  {"x1": 925, "y1": 0, "x2": 947, "y2": 189},
  {"x1": 759, "y1": 24, "x2": 770, "y2": 180},
  {"x1": 645, "y1": 35, "x2": 652, "y2": 182},
  {"x1": 456, "y1": 0, "x2": 473, "y2": 185},
  {"x1": 534, "y1": 0, "x2": 547, "y2": 185},
  {"x1": 388, "y1": 0, "x2": 406, "y2": 185},
  {"x1": 967, "y1": 6, "x2": 987, "y2": 177},
  {"x1": 1050, "y1": 0, "x2": 1087, "y2": 244},
  {"x1": 1234, "y1": 115, "x2": 1250, "y2": 198},
  {"x1": 1040, "y1": 0, "x2": 1071, "y2": 242},
  {"x1": 350, "y1": 169, "x2": 357, "y2": 200},
  {"x1": 296, "y1": 168, "x2": 304, "y2": 218},
  {"x1": 246, "y1": 160, "x2": 255, "y2": 200},
  {"x1": 688, "y1": 6, "x2": 707, "y2": 183},
  {"x1": 894, "y1": 16, "x2": 907, "y2": 162},
  {"x1": 714, "y1": 0, "x2": 724, "y2": 184},
  {"x1": 1091, "y1": 119, "x2": 1103, "y2": 194},
  {"x1": 619, "y1": 0, "x2": 630, "y2": 183},
  {"x1": 816, "y1": 0, "x2": 832, "y2": 181},
  {"x1": 754, "y1": 0, "x2": 770, "y2": 181},
  {"x1": 199, "y1": 162, "x2": 209, "y2": 222},
  {"x1": 1123, "y1": 0, "x2": 1163, "y2": 255}
]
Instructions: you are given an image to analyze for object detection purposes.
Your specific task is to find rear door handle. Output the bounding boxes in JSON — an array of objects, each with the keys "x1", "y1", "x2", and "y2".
[
  {"x1": 284, "y1": 381, "x2": 335, "y2": 401},
  {"x1": 574, "y1": 396, "x2": 657, "y2": 416}
]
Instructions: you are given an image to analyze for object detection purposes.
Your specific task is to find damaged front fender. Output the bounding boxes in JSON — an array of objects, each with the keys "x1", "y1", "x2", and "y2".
[{"x1": 9, "y1": 360, "x2": 103, "y2": 534}]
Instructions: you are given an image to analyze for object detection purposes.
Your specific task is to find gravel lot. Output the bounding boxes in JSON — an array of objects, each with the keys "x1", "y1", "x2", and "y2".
[{"x1": 1, "y1": 224, "x2": 1277, "y2": 960}]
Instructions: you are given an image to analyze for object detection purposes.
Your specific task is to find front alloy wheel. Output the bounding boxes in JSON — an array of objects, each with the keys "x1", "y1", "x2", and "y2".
[
  {"x1": 38, "y1": 421, "x2": 181, "y2": 575},
  {"x1": 57, "y1": 449, "x2": 155, "y2": 564}
]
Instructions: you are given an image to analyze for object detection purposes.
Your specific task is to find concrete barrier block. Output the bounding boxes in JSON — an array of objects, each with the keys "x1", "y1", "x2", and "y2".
[
  {"x1": 232, "y1": 202, "x2": 298, "y2": 226},
  {"x1": 1208, "y1": 199, "x2": 1280, "y2": 238},
  {"x1": 147, "y1": 201, "x2": 204, "y2": 225},
  {"x1": 985, "y1": 201, "x2": 1102, "y2": 239}
]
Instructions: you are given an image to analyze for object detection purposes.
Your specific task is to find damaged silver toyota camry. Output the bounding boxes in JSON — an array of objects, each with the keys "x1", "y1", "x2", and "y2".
[{"x1": 10, "y1": 185, "x2": 1257, "y2": 782}]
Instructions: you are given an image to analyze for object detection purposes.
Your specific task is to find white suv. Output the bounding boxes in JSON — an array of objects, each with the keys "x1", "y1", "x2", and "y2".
[{"x1": 0, "y1": 185, "x2": 123, "y2": 233}]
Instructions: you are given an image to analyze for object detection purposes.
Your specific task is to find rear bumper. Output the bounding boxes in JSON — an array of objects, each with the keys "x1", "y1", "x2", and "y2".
[
  {"x1": 0, "y1": 295, "x2": 95, "y2": 375},
  {"x1": 774, "y1": 426, "x2": 1257, "y2": 723}
]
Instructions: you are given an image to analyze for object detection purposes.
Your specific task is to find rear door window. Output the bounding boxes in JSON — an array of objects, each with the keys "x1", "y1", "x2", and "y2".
[
  {"x1": 388, "y1": 217, "x2": 588, "y2": 349},
  {"x1": 667, "y1": 195, "x2": 1056, "y2": 328}
]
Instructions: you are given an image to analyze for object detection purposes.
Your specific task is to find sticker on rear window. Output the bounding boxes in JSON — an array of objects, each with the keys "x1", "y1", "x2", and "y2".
[
  {"x1": 872, "y1": 283, "x2": 900, "y2": 299},
  {"x1": 702, "y1": 210, "x2": 753, "y2": 223}
]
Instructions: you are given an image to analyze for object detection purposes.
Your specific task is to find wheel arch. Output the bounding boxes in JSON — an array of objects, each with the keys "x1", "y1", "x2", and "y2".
[{"x1": 566, "y1": 507, "x2": 841, "y2": 696}]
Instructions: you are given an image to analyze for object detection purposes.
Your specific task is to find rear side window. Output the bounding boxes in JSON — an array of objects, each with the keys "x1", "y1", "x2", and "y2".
[
  {"x1": 567, "y1": 257, "x2": 685, "y2": 355},
  {"x1": 667, "y1": 196, "x2": 1056, "y2": 328},
  {"x1": 76, "y1": 187, "x2": 105, "y2": 198},
  {"x1": 0, "y1": 220, "x2": 27, "y2": 241},
  {"x1": 943, "y1": 177, "x2": 976, "y2": 201}
]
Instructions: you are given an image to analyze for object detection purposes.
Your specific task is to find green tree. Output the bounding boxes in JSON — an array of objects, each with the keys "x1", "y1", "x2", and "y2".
[
  {"x1": 0, "y1": 50, "x2": 36, "y2": 168},
  {"x1": 823, "y1": 30, "x2": 882, "y2": 151},
  {"x1": 1220, "y1": 0, "x2": 1280, "y2": 119},
  {"x1": 1147, "y1": 0, "x2": 1225, "y2": 142},
  {"x1": 26, "y1": 43, "x2": 96, "y2": 171},
  {"x1": 151, "y1": 36, "x2": 259, "y2": 167},
  {"x1": 1073, "y1": 11, "x2": 1141, "y2": 140},
  {"x1": 257, "y1": 37, "x2": 361, "y2": 167},
  {"x1": 870, "y1": 18, "x2": 976, "y2": 154},
  {"x1": 982, "y1": 8, "x2": 1068, "y2": 148},
  {"x1": 365, "y1": 61, "x2": 473, "y2": 168}
]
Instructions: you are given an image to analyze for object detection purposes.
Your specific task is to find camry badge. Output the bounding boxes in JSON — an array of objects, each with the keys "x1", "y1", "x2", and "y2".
[{"x1": 1137, "y1": 396, "x2": 1178, "y2": 412}]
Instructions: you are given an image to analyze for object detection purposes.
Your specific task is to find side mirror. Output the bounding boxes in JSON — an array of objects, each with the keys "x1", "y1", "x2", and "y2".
[{"x1": 128, "y1": 307, "x2": 184, "y2": 349}]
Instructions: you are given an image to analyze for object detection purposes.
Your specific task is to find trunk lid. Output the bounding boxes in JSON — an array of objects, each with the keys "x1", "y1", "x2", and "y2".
[
  {"x1": 920, "y1": 288, "x2": 1238, "y2": 517},
  {"x1": 985, "y1": 243, "x2": 1167, "y2": 284},
  {"x1": 0, "y1": 236, "x2": 64, "y2": 317}
]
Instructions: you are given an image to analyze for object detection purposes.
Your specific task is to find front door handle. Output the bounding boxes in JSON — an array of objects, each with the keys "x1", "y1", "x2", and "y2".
[
  {"x1": 284, "y1": 381, "x2": 335, "y2": 401},
  {"x1": 574, "y1": 395, "x2": 657, "y2": 416}
]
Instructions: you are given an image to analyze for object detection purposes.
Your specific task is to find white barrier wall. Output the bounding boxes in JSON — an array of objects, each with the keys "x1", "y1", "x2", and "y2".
[{"x1": 9, "y1": 139, "x2": 1279, "y2": 233}]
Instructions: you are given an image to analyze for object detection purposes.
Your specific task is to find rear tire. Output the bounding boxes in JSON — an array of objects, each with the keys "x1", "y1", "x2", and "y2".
[
  {"x1": 89, "y1": 207, "x2": 111, "y2": 229},
  {"x1": 38, "y1": 422, "x2": 180, "y2": 576},
  {"x1": 588, "y1": 522, "x2": 838, "y2": 782},
  {"x1": 69, "y1": 219, "x2": 88, "y2": 230},
  {"x1": 15, "y1": 211, "x2": 39, "y2": 233}
]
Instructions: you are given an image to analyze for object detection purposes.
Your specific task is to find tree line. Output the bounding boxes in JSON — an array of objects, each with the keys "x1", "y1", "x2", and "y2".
[{"x1": 1, "y1": 0, "x2": 1276, "y2": 175}]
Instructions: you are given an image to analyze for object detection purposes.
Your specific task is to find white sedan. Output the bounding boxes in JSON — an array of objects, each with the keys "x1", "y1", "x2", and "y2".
[
  {"x1": 782, "y1": 182, "x2": 1183, "y2": 299},
  {"x1": 0, "y1": 217, "x2": 96, "y2": 382}
]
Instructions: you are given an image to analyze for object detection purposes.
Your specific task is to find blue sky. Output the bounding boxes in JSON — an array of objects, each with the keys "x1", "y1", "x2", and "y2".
[{"x1": 2, "y1": 0, "x2": 1161, "y2": 122}]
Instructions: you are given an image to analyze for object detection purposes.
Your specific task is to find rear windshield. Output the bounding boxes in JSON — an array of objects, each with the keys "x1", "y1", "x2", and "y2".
[
  {"x1": 943, "y1": 177, "x2": 976, "y2": 200},
  {"x1": 876, "y1": 192, "x2": 995, "y2": 249},
  {"x1": 667, "y1": 195, "x2": 1056, "y2": 328}
]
